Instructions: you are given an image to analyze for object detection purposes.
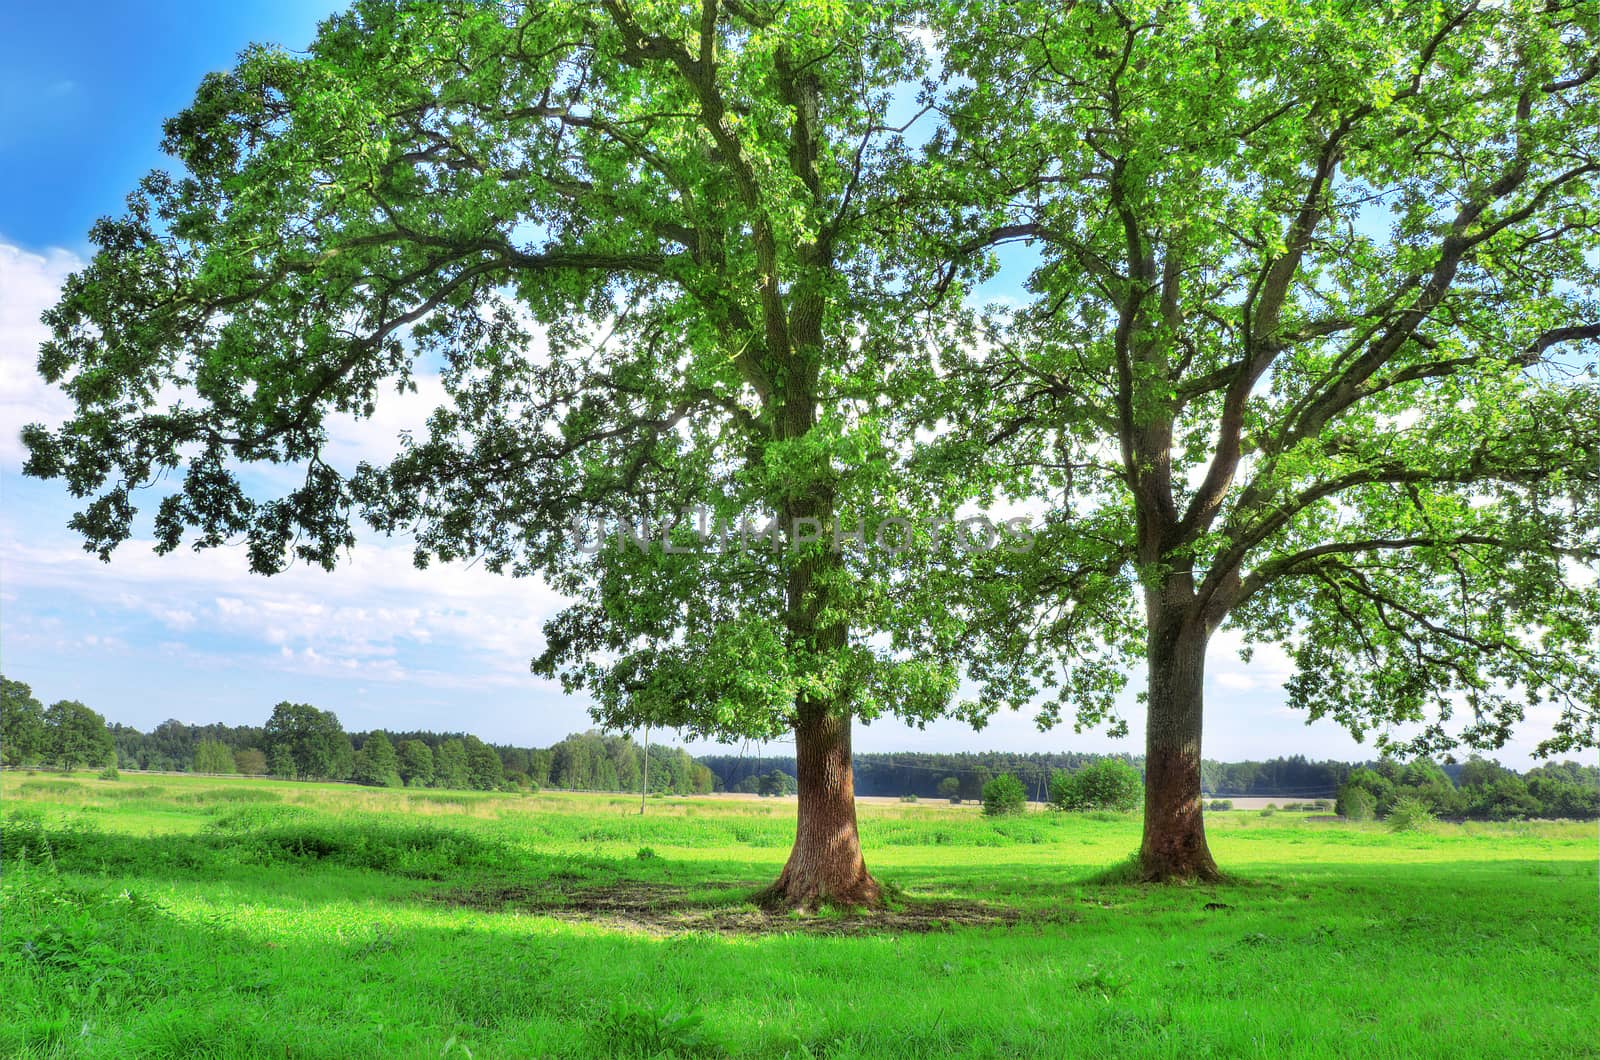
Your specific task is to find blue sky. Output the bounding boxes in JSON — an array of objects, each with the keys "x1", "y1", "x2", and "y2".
[{"x1": 0, "y1": 3, "x2": 1563, "y2": 765}]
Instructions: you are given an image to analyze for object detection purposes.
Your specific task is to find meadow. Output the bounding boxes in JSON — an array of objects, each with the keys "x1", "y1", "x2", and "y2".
[{"x1": 2, "y1": 772, "x2": 1596, "y2": 1058}]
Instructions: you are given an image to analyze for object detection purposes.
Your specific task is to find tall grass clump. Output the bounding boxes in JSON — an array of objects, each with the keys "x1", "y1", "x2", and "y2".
[{"x1": 1386, "y1": 796, "x2": 1436, "y2": 833}]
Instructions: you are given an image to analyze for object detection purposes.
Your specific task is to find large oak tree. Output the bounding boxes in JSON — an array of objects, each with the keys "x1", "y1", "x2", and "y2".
[
  {"x1": 22, "y1": 0, "x2": 973, "y2": 905},
  {"x1": 932, "y1": 0, "x2": 1599, "y2": 878}
]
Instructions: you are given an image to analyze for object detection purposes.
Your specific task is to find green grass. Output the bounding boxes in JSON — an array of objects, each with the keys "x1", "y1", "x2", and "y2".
[{"x1": 2, "y1": 772, "x2": 1595, "y2": 1058}]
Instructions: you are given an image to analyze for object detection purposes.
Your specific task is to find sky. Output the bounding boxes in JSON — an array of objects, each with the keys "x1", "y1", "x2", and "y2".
[{"x1": 0, "y1": 3, "x2": 1569, "y2": 767}]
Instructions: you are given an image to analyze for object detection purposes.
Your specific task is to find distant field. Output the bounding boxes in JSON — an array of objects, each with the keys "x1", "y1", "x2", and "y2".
[{"x1": 2, "y1": 771, "x2": 1596, "y2": 1058}]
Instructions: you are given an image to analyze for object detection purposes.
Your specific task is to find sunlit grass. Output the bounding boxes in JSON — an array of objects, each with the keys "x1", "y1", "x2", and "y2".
[{"x1": 2, "y1": 771, "x2": 1595, "y2": 1058}]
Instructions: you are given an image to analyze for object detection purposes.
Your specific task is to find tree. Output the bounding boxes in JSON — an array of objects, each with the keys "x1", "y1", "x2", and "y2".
[
  {"x1": 937, "y1": 776, "x2": 962, "y2": 803},
  {"x1": 264, "y1": 702, "x2": 352, "y2": 781},
  {"x1": 1457, "y1": 755, "x2": 1510, "y2": 791},
  {"x1": 528, "y1": 749, "x2": 553, "y2": 789},
  {"x1": 433, "y1": 739, "x2": 470, "y2": 790},
  {"x1": 234, "y1": 748, "x2": 269, "y2": 776},
  {"x1": 463, "y1": 735, "x2": 504, "y2": 791},
  {"x1": 1525, "y1": 763, "x2": 1600, "y2": 820},
  {"x1": 44, "y1": 700, "x2": 115, "y2": 773},
  {"x1": 936, "y1": 0, "x2": 1599, "y2": 879},
  {"x1": 21, "y1": 0, "x2": 986, "y2": 908},
  {"x1": 193, "y1": 738, "x2": 237, "y2": 774},
  {"x1": 1339, "y1": 767, "x2": 1396, "y2": 817},
  {"x1": 960, "y1": 766, "x2": 992, "y2": 805},
  {"x1": 758, "y1": 769, "x2": 798, "y2": 797},
  {"x1": 353, "y1": 731, "x2": 402, "y2": 787},
  {"x1": 1473, "y1": 775, "x2": 1540, "y2": 820},
  {"x1": 1337, "y1": 786, "x2": 1377, "y2": 822},
  {"x1": 268, "y1": 746, "x2": 296, "y2": 780},
  {"x1": 1, "y1": 676, "x2": 47, "y2": 767},
  {"x1": 1050, "y1": 760, "x2": 1142, "y2": 813},
  {"x1": 981, "y1": 774, "x2": 1027, "y2": 817},
  {"x1": 152, "y1": 720, "x2": 196, "y2": 771},
  {"x1": 397, "y1": 739, "x2": 434, "y2": 788}
]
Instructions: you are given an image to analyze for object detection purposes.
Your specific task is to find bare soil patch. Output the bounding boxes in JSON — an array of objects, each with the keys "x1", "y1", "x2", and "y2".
[{"x1": 427, "y1": 880, "x2": 1025, "y2": 936}]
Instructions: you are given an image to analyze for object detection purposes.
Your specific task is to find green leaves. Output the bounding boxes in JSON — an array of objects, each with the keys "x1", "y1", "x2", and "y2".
[
  {"x1": 25, "y1": 0, "x2": 978, "y2": 743},
  {"x1": 25, "y1": 0, "x2": 1596, "y2": 760},
  {"x1": 931, "y1": 0, "x2": 1599, "y2": 755}
]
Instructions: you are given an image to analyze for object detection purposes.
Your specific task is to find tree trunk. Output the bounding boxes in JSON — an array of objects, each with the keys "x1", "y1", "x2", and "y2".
[
  {"x1": 761, "y1": 704, "x2": 880, "y2": 908},
  {"x1": 1139, "y1": 615, "x2": 1221, "y2": 881}
]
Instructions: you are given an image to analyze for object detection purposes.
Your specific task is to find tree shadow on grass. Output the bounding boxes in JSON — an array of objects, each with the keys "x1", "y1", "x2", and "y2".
[{"x1": 1, "y1": 815, "x2": 1031, "y2": 935}]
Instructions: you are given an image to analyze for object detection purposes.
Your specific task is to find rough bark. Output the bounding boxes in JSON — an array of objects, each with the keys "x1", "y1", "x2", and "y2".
[
  {"x1": 1139, "y1": 611, "x2": 1221, "y2": 882},
  {"x1": 761, "y1": 705, "x2": 881, "y2": 908}
]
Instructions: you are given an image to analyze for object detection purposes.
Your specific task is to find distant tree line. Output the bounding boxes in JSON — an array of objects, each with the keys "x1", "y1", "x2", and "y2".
[
  {"x1": 699, "y1": 751, "x2": 1142, "y2": 803},
  {"x1": 4, "y1": 674, "x2": 1592, "y2": 819},
  {"x1": 702, "y1": 751, "x2": 1336, "y2": 802},
  {"x1": 1336, "y1": 757, "x2": 1598, "y2": 822},
  {"x1": 0, "y1": 676, "x2": 712, "y2": 795},
  {"x1": 701, "y1": 750, "x2": 1597, "y2": 821}
]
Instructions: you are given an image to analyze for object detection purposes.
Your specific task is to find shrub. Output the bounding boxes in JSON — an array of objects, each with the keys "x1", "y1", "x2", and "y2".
[
  {"x1": 1338, "y1": 786, "x2": 1377, "y2": 821},
  {"x1": 233, "y1": 748, "x2": 268, "y2": 776},
  {"x1": 636, "y1": 846, "x2": 658, "y2": 860},
  {"x1": 937, "y1": 777, "x2": 961, "y2": 803},
  {"x1": 899, "y1": 793, "x2": 918, "y2": 803},
  {"x1": 1386, "y1": 796, "x2": 1435, "y2": 833},
  {"x1": 1259, "y1": 806, "x2": 1276, "y2": 817},
  {"x1": 1207, "y1": 799, "x2": 1232, "y2": 811},
  {"x1": 1340, "y1": 767, "x2": 1396, "y2": 816},
  {"x1": 981, "y1": 774, "x2": 1027, "y2": 817},
  {"x1": 97, "y1": 764, "x2": 120, "y2": 781},
  {"x1": 1313, "y1": 799, "x2": 1332, "y2": 811},
  {"x1": 1049, "y1": 759, "x2": 1142, "y2": 812}
]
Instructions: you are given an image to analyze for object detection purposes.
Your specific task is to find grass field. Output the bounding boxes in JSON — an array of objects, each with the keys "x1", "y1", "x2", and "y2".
[{"x1": 2, "y1": 771, "x2": 1596, "y2": 1058}]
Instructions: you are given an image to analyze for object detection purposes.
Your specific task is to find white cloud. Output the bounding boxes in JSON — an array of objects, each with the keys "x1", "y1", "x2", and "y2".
[
  {"x1": 0, "y1": 532, "x2": 570, "y2": 690},
  {"x1": 321, "y1": 373, "x2": 453, "y2": 471},
  {"x1": 1214, "y1": 671, "x2": 1258, "y2": 691},
  {"x1": 1207, "y1": 629, "x2": 1295, "y2": 691},
  {"x1": 0, "y1": 242, "x2": 79, "y2": 472}
]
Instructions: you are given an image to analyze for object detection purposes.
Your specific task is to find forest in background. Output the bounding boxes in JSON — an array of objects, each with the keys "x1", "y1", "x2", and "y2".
[{"x1": 4, "y1": 674, "x2": 1594, "y2": 818}]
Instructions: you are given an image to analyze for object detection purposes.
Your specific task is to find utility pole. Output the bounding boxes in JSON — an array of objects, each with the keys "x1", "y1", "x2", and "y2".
[{"x1": 639, "y1": 725, "x2": 649, "y2": 815}]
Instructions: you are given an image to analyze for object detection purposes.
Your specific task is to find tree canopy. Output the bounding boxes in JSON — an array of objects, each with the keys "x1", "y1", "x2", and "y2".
[
  {"x1": 1, "y1": 678, "x2": 47, "y2": 767},
  {"x1": 43, "y1": 700, "x2": 116, "y2": 772},
  {"x1": 264, "y1": 701, "x2": 354, "y2": 781}
]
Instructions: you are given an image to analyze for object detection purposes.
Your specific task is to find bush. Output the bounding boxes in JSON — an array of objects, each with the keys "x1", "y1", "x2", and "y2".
[
  {"x1": 1049, "y1": 759, "x2": 1142, "y2": 812},
  {"x1": 899, "y1": 793, "x2": 918, "y2": 803},
  {"x1": 1313, "y1": 799, "x2": 1332, "y2": 811},
  {"x1": 937, "y1": 777, "x2": 961, "y2": 803},
  {"x1": 1258, "y1": 806, "x2": 1276, "y2": 817},
  {"x1": 981, "y1": 774, "x2": 1027, "y2": 817},
  {"x1": 1386, "y1": 796, "x2": 1435, "y2": 833},
  {"x1": 1338, "y1": 786, "x2": 1377, "y2": 821},
  {"x1": 1207, "y1": 799, "x2": 1232, "y2": 811},
  {"x1": 98, "y1": 764, "x2": 120, "y2": 781}
]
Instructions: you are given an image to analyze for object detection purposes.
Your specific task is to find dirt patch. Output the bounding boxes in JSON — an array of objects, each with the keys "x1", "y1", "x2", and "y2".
[{"x1": 426, "y1": 880, "x2": 1025, "y2": 936}]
